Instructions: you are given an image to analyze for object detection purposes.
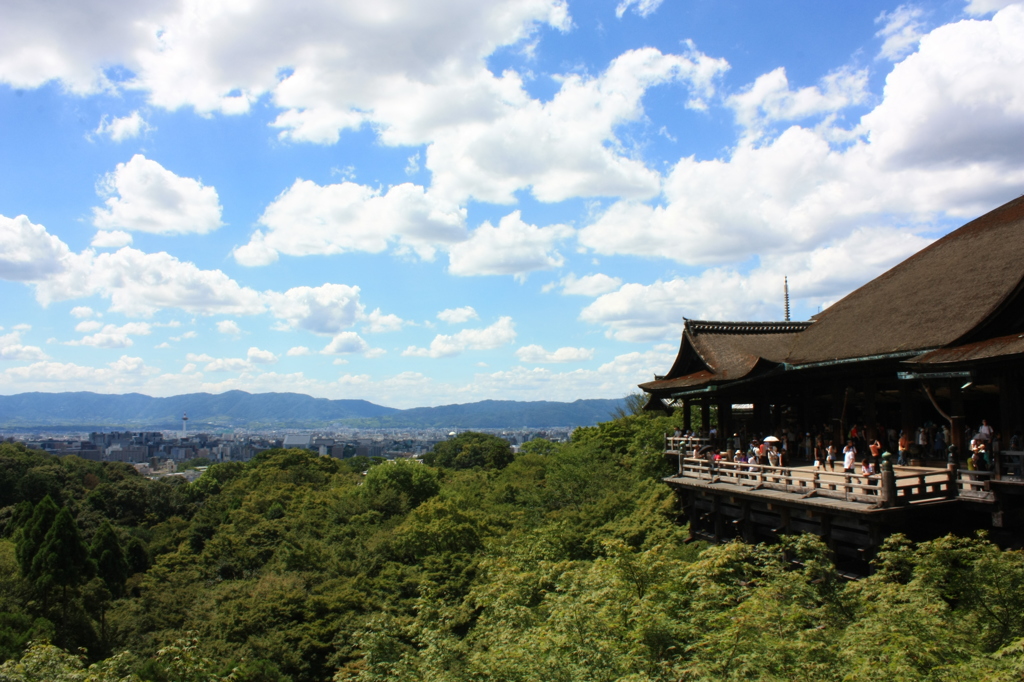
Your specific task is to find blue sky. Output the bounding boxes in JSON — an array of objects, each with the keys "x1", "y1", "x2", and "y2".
[{"x1": 1, "y1": 0, "x2": 1022, "y2": 407}]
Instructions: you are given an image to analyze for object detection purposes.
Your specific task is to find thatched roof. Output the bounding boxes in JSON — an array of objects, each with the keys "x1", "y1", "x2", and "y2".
[{"x1": 640, "y1": 194, "x2": 1024, "y2": 396}]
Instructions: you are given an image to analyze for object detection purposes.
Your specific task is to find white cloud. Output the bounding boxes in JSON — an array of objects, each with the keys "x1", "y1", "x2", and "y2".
[
  {"x1": 91, "y1": 230, "x2": 133, "y2": 248},
  {"x1": 426, "y1": 47, "x2": 729, "y2": 204},
  {"x1": 169, "y1": 330, "x2": 197, "y2": 341},
  {"x1": 185, "y1": 353, "x2": 215, "y2": 363},
  {"x1": 403, "y1": 316, "x2": 516, "y2": 358},
  {"x1": 74, "y1": 320, "x2": 103, "y2": 332},
  {"x1": 0, "y1": 356, "x2": 160, "y2": 393},
  {"x1": 204, "y1": 357, "x2": 251, "y2": 372},
  {"x1": 0, "y1": 331, "x2": 48, "y2": 361},
  {"x1": 247, "y1": 347, "x2": 279, "y2": 364},
  {"x1": 92, "y1": 155, "x2": 223, "y2": 235},
  {"x1": 515, "y1": 344, "x2": 594, "y2": 363},
  {"x1": 437, "y1": 306, "x2": 479, "y2": 324},
  {"x1": 286, "y1": 346, "x2": 312, "y2": 356},
  {"x1": 579, "y1": 226, "x2": 931, "y2": 341},
  {"x1": 321, "y1": 332, "x2": 370, "y2": 355},
  {"x1": 70, "y1": 306, "x2": 96, "y2": 319},
  {"x1": 556, "y1": 273, "x2": 623, "y2": 297},
  {"x1": 265, "y1": 283, "x2": 363, "y2": 335},
  {"x1": 964, "y1": 0, "x2": 1019, "y2": 15},
  {"x1": 726, "y1": 66, "x2": 868, "y2": 141},
  {"x1": 363, "y1": 308, "x2": 405, "y2": 333},
  {"x1": 615, "y1": 0, "x2": 664, "y2": 19},
  {"x1": 235, "y1": 180, "x2": 466, "y2": 266},
  {"x1": 216, "y1": 320, "x2": 242, "y2": 336},
  {"x1": 67, "y1": 322, "x2": 153, "y2": 348},
  {"x1": 875, "y1": 5, "x2": 927, "y2": 61},
  {"x1": 0, "y1": 214, "x2": 72, "y2": 281},
  {"x1": 94, "y1": 111, "x2": 150, "y2": 141},
  {"x1": 448, "y1": 211, "x2": 573, "y2": 281},
  {"x1": 30, "y1": 243, "x2": 266, "y2": 318},
  {"x1": 581, "y1": 7, "x2": 1024, "y2": 268}
]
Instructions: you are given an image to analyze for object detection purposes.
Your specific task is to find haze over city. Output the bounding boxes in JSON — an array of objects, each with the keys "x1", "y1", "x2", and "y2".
[{"x1": 1, "y1": 0, "x2": 1023, "y2": 408}]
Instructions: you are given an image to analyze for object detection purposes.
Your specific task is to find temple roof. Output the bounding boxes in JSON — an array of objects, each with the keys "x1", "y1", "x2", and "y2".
[
  {"x1": 785, "y1": 194, "x2": 1024, "y2": 364},
  {"x1": 640, "y1": 194, "x2": 1024, "y2": 396}
]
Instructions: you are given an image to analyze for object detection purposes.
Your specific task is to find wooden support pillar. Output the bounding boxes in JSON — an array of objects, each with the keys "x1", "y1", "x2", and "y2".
[
  {"x1": 754, "y1": 392, "x2": 770, "y2": 435},
  {"x1": 718, "y1": 400, "x2": 733, "y2": 448},
  {"x1": 899, "y1": 384, "x2": 917, "y2": 446},
  {"x1": 700, "y1": 398, "x2": 711, "y2": 436},
  {"x1": 950, "y1": 383, "x2": 965, "y2": 457},
  {"x1": 998, "y1": 374, "x2": 1017, "y2": 450},
  {"x1": 864, "y1": 379, "x2": 877, "y2": 440},
  {"x1": 712, "y1": 495, "x2": 724, "y2": 541},
  {"x1": 831, "y1": 382, "x2": 846, "y2": 448},
  {"x1": 740, "y1": 500, "x2": 755, "y2": 543},
  {"x1": 686, "y1": 490, "x2": 698, "y2": 540}
]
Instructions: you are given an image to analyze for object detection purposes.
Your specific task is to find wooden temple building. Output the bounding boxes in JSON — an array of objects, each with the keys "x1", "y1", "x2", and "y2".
[{"x1": 640, "y1": 194, "x2": 1024, "y2": 569}]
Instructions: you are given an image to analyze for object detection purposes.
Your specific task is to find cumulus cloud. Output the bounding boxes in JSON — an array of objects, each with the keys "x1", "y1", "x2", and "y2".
[
  {"x1": 92, "y1": 155, "x2": 222, "y2": 235},
  {"x1": 70, "y1": 306, "x2": 96, "y2": 319},
  {"x1": 403, "y1": 316, "x2": 516, "y2": 358},
  {"x1": 555, "y1": 273, "x2": 623, "y2": 296},
  {"x1": 216, "y1": 320, "x2": 242, "y2": 336},
  {"x1": 74, "y1": 320, "x2": 103, "y2": 332},
  {"x1": 91, "y1": 230, "x2": 133, "y2": 248},
  {"x1": 265, "y1": 283, "x2": 363, "y2": 335},
  {"x1": 579, "y1": 226, "x2": 931, "y2": 341},
  {"x1": 515, "y1": 344, "x2": 594, "y2": 363},
  {"x1": 580, "y1": 7, "x2": 1024, "y2": 269},
  {"x1": 247, "y1": 347, "x2": 278, "y2": 364},
  {"x1": 321, "y1": 332, "x2": 370, "y2": 355},
  {"x1": 286, "y1": 346, "x2": 312, "y2": 356},
  {"x1": 0, "y1": 356, "x2": 160, "y2": 393},
  {"x1": 204, "y1": 357, "x2": 251, "y2": 373},
  {"x1": 236, "y1": 181, "x2": 466, "y2": 266},
  {"x1": 94, "y1": 111, "x2": 150, "y2": 141},
  {"x1": 33, "y1": 246, "x2": 265, "y2": 317},
  {"x1": 67, "y1": 322, "x2": 153, "y2": 348},
  {"x1": 726, "y1": 66, "x2": 868, "y2": 141},
  {"x1": 437, "y1": 306, "x2": 479, "y2": 324},
  {"x1": 448, "y1": 211, "x2": 573, "y2": 280},
  {"x1": 363, "y1": 308, "x2": 405, "y2": 333},
  {"x1": 426, "y1": 47, "x2": 729, "y2": 204},
  {"x1": 875, "y1": 5, "x2": 927, "y2": 61},
  {"x1": 0, "y1": 331, "x2": 47, "y2": 361},
  {"x1": 0, "y1": 214, "x2": 72, "y2": 281}
]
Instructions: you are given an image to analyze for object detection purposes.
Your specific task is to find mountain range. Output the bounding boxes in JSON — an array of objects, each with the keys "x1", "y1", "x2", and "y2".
[{"x1": 0, "y1": 391, "x2": 627, "y2": 430}]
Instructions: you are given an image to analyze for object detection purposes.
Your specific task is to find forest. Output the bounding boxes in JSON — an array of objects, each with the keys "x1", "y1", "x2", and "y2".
[{"x1": 1, "y1": 408, "x2": 1024, "y2": 681}]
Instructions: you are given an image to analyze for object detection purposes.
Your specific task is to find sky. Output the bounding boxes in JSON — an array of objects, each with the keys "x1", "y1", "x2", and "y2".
[{"x1": 1, "y1": 0, "x2": 1023, "y2": 408}]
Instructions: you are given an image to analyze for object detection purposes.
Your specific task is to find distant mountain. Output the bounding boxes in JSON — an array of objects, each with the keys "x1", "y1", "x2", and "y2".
[{"x1": 0, "y1": 391, "x2": 626, "y2": 430}]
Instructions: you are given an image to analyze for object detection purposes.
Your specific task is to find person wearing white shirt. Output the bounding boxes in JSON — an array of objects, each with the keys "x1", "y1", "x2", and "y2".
[{"x1": 843, "y1": 440, "x2": 858, "y2": 473}]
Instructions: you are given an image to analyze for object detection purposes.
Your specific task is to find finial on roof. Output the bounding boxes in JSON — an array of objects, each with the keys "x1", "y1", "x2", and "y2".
[{"x1": 784, "y1": 276, "x2": 790, "y2": 322}]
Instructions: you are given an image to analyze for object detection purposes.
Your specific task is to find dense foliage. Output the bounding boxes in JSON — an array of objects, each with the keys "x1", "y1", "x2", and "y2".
[{"x1": 2, "y1": 410, "x2": 1024, "y2": 681}]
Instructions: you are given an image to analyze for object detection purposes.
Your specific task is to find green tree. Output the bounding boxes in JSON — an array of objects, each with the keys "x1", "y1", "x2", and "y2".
[
  {"x1": 15, "y1": 496, "x2": 59, "y2": 579},
  {"x1": 424, "y1": 432, "x2": 513, "y2": 470},
  {"x1": 90, "y1": 522, "x2": 129, "y2": 600},
  {"x1": 363, "y1": 460, "x2": 440, "y2": 516},
  {"x1": 31, "y1": 507, "x2": 93, "y2": 624}
]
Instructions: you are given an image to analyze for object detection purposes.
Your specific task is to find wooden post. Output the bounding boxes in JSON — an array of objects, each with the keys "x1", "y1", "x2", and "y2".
[
  {"x1": 950, "y1": 383, "x2": 965, "y2": 457},
  {"x1": 682, "y1": 398, "x2": 691, "y2": 432},
  {"x1": 880, "y1": 469, "x2": 896, "y2": 507},
  {"x1": 864, "y1": 379, "x2": 877, "y2": 440}
]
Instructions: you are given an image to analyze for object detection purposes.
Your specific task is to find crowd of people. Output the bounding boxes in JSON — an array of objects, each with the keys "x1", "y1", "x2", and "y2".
[{"x1": 671, "y1": 418, "x2": 1015, "y2": 476}]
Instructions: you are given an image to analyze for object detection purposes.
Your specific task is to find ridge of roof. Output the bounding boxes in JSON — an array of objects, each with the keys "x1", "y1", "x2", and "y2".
[{"x1": 684, "y1": 319, "x2": 814, "y2": 335}]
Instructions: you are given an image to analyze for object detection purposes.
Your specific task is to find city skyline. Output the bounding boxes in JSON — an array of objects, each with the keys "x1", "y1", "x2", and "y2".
[{"x1": 1, "y1": 0, "x2": 1023, "y2": 407}]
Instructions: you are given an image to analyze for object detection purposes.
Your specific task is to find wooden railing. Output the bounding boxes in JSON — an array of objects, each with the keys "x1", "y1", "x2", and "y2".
[
  {"x1": 997, "y1": 450, "x2": 1024, "y2": 480},
  {"x1": 665, "y1": 435, "x2": 710, "y2": 454},
  {"x1": 671, "y1": 457, "x2": 956, "y2": 507},
  {"x1": 957, "y1": 469, "x2": 994, "y2": 499}
]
